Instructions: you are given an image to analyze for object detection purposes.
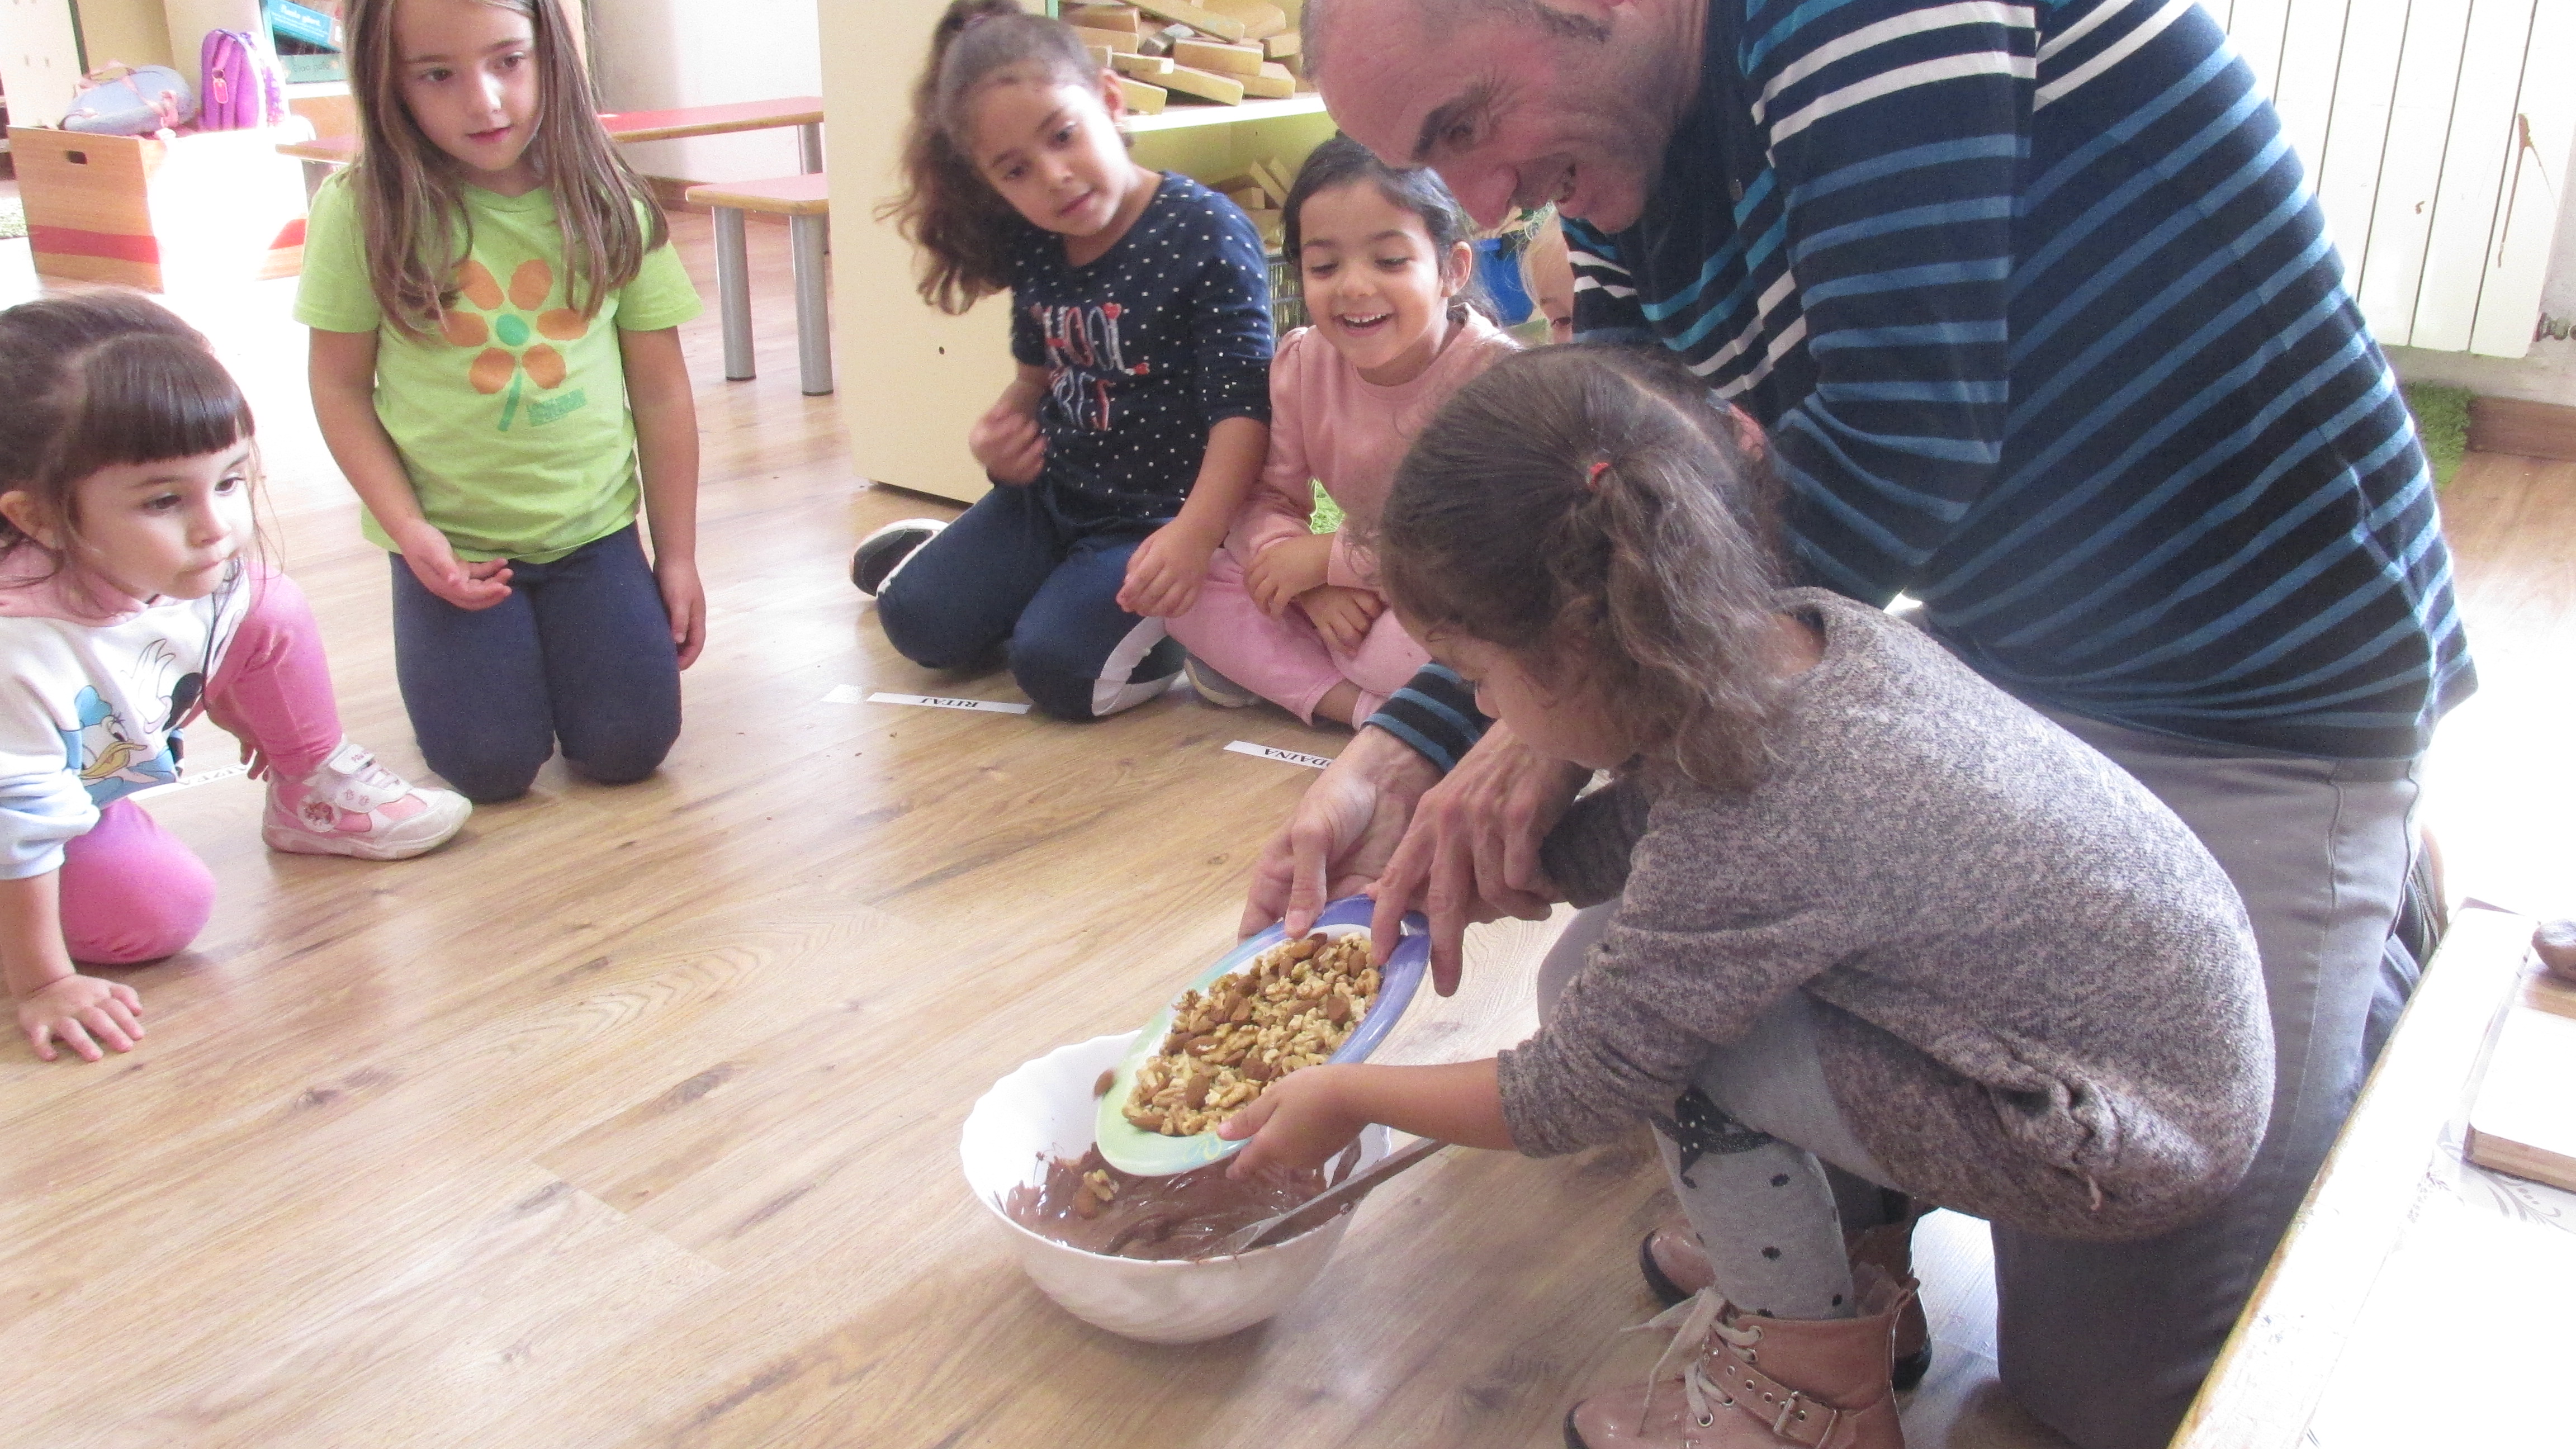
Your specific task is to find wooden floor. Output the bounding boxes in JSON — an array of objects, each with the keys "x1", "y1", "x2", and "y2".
[{"x1": 0, "y1": 220, "x2": 2564, "y2": 1448}]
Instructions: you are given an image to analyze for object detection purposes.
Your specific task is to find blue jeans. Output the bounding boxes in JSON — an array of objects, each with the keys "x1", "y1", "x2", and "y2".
[
  {"x1": 389, "y1": 525, "x2": 682, "y2": 802},
  {"x1": 875, "y1": 484, "x2": 1181, "y2": 720}
]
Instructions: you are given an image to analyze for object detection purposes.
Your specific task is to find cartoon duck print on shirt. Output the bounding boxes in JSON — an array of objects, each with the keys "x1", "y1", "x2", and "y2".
[
  {"x1": 1032, "y1": 300, "x2": 1150, "y2": 432},
  {"x1": 58, "y1": 638, "x2": 200, "y2": 806},
  {"x1": 56, "y1": 641, "x2": 202, "y2": 806},
  {"x1": 442, "y1": 258, "x2": 591, "y2": 433},
  {"x1": 65, "y1": 687, "x2": 167, "y2": 798}
]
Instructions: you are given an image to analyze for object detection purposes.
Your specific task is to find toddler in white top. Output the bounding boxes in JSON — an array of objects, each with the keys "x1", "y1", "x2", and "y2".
[{"x1": 0, "y1": 293, "x2": 468, "y2": 1063}]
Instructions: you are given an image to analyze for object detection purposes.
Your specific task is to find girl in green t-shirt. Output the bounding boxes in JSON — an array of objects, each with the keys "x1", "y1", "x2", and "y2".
[{"x1": 299, "y1": 0, "x2": 703, "y2": 803}]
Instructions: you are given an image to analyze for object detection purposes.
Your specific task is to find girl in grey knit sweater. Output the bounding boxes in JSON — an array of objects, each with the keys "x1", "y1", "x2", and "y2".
[{"x1": 1221, "y1": 347, "x2": 2271, "y2": 1449}]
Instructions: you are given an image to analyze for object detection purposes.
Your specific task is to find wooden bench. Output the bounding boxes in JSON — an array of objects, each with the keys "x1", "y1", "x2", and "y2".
[
  {"x1": 280, "y1": 95, "x2": 826, "y2": 200},
  {"x1": 683, "y1": 172, "x2": 832, "y2": 395}
]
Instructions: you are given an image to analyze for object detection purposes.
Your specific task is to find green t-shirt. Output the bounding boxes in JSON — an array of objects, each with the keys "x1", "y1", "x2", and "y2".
[{"x1": 295, "y1": 174, "x2": 701, "y2": 562}]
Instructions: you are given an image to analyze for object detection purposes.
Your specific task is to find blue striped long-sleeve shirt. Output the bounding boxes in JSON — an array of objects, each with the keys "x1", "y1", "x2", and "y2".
[{"x1": 1546, "y1": 0, "x2": 2472, "y2": 760}]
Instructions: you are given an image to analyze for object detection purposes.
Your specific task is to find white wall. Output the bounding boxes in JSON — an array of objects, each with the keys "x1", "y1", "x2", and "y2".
[
  {"x1": 587, "y1": 0, "x2": 818, "y2": 184},
  {"x1": 2388, "y1": 130, "x2": 2576, "y2": 408}
]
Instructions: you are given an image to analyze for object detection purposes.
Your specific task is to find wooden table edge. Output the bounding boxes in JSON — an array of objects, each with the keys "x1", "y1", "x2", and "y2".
[{"x1": 2167, "y1": 903, "x2": 2532, "y2": 1449}]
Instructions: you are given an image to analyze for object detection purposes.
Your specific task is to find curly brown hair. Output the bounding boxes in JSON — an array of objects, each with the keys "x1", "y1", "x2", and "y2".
[
  {"x1": 880, "y1": 0, "x2": 1105, "y2": 314},
  {"x1": 1375, "y1": 345, "x2": 1791, "y2": 792}
]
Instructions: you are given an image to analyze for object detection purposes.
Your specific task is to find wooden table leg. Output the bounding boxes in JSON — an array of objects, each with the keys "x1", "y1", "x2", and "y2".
[
  {"x1": 713, "y1": 205, "x2": 754, "y2": 381},
  {"x1": 790, "y1": 212, "x2": 832, "y2": 395}
]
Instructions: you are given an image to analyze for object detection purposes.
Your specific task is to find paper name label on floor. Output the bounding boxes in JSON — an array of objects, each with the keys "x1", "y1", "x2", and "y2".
[
  {"x1": 132, "y1": 762, "x2": 253, "y2": 799},
  {"x1": 1226, "y1": 740, "x2": 1332, "y2": 770},
  {"x1": 855, "y1": 690, "x2": 1033, "y2": 715}
]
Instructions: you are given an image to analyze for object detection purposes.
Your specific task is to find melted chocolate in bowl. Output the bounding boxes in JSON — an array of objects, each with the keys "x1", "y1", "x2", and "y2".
[{"x1": 1002, "y1": 1148, "x2": 1333, "y2": 1261}]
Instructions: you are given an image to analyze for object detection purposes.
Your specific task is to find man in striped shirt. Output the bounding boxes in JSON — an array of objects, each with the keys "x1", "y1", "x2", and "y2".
[{"x1": 1247, "y1": 2, "x2": 2473, "y2": 1446}]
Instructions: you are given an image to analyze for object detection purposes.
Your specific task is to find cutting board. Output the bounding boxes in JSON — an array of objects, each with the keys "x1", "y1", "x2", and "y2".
[{"x1": 2464, "y1": 965, "x2": 2576, "y2": 1191}]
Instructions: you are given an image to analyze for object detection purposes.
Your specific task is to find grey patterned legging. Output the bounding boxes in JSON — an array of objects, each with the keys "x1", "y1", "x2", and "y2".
[{"x1": 1537, "y1": 903, "x2": 1901, "y2": 1319}]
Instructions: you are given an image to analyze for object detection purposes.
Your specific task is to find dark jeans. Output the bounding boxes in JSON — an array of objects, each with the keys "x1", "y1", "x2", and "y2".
[
  {"x1": 389, "y1": 525, "x2": 681, "y2": 802},
  {"x1": 876, "y1": 484, "x2": 1180, "y2": 720}
]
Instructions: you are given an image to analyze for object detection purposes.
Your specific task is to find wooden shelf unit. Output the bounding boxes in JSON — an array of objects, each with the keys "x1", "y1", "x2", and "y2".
[{"x1": 820, "y1": 0, "x2": 1333, "y2": 504}]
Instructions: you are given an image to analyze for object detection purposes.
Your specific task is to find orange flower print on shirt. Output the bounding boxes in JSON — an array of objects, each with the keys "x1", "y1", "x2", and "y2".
[{"x1": 439, "y1": 259, "x2": 591, "y2": 430}]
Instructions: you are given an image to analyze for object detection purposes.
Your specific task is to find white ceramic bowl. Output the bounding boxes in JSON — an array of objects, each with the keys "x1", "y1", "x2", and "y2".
[{"x1": 962, "y1": 1031, "x2": 1385, "y2": 1344}]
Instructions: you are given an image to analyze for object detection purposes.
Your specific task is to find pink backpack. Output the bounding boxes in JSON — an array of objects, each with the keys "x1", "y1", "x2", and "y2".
[{"x1": 197, "y1": 30, "x2": 286, "y2": 131}]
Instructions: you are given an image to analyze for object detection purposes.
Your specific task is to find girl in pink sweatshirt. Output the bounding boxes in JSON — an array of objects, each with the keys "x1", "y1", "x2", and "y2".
[{"x1": 1169, "y1": 138, "x2": 1517, "y2": 727}]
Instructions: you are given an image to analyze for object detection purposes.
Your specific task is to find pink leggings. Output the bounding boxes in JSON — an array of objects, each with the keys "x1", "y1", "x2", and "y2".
[
  {"x1": 1167, "y1": 552, "x2": 1429, "y2": 724},
  {"x1": 57, "y1": 571, "x2": 344, "y2": 965}
]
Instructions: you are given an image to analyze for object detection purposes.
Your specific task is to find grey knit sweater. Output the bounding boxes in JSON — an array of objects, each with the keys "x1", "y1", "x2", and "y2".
[{"x1": 1498, "y1": 590, "x2": 2272, "y2": 1241}]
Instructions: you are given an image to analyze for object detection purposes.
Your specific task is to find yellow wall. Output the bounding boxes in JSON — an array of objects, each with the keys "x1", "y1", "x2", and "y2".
[
  {"x1": 822, "y1": 0, "x2": 1025, "y2": 504},
  {"x1": 77, "y1": 0, "x2": 174, "y2": 70}
]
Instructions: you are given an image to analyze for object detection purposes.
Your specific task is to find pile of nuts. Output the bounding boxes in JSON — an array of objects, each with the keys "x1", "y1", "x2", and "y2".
[{"x1": 1122, "y1": 931, "x2": 1380, "y2": 1137}]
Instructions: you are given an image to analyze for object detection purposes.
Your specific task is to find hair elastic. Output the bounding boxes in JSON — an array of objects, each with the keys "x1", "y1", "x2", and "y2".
[{"x1": 1584, "y1": 459, "x2": 1612, "y2": 491}]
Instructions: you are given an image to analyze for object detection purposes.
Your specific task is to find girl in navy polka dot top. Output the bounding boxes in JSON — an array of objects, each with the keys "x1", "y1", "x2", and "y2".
[{"x1": 865, "y1": 1, "x2": 1273, "y2": 721}]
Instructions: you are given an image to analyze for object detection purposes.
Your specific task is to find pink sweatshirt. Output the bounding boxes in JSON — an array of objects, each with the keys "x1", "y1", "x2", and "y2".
[{"x1": 1229, "y1": 313, "x2": 1519, "y2": 590}]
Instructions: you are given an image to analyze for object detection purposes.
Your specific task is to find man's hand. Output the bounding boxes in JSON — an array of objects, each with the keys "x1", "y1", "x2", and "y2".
[
  {"x1": 1298, "y1": 585, "x2": 1384, "y2": 655},
  {"x1": 1369, "y1": 722, "x2": 1588, "y2": 995},
  {"x1": 1241, "y1": 726, "x2": 1442, "y2": 940}
]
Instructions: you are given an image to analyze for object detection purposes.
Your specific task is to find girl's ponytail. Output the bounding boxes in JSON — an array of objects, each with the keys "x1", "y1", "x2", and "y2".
[
  {"x1": 1377, "y1": 346, "x2": 1789, "y2": 792},
  {"x1": 880, "y1": 0, "x2": 1101, "y2": 314}
]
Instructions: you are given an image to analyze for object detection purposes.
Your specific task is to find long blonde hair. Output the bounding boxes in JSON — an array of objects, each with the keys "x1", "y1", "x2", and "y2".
[{"x1": 343, "y1": 0, "x2": 665, "y2": 335}]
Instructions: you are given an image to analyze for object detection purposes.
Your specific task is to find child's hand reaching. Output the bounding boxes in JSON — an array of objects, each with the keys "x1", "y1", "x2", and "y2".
[
  {"x1": 1117, "y1": 522, "x2": 1219, "y2": 618},
  {"x1": 17, "y1": 973, "x2": 144, "y2": 1062},
  {"x1": 1219, "y1": 1063, "x2": 1367, "y2": 1177},
  {"x1": 1298, "y1": 585, "x2": 1384, "y2": 655},
  {"x1": 393, "y1": 521, "x2": 513, "y2": 611},
  {"x1": 968, "y1": 397, "x2": 1047, "y2": 486},
  {"x1": 1221, "y1": 1059, "x2": 1513, "y2": 1176},
  {"x1": 1245, "y1": 533, "x2": 1336, "y2": 618}
]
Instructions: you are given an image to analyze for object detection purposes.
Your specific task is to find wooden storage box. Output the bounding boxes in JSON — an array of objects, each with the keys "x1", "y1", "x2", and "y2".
[{"x1": 10, "y1": 126, "x2": 310, "y2": 291}]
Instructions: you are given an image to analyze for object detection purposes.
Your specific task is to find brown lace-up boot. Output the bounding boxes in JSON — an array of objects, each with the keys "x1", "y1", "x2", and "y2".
[
  {"x1": 1640, "y1": 1215, "x2": 1929, "y2": 1390},
  {"x1": 1565, "y1": 1267, "x2": 1912, "y2": 1449}
]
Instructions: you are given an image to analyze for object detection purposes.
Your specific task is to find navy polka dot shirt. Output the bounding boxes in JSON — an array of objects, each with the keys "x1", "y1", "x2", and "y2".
[{"x1": 1008, "y1": 171, "x2": 1273, "y2": 533}]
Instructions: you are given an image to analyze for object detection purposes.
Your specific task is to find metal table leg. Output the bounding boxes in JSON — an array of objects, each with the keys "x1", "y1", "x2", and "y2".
[
  {"x1": 790, "y1": 211, "x2": 833, "y2": 395},
  {"x1": 713, "y1": 205, "x2": 754, "y2": 382},
  {"x1": 798, "y1": 121, "x2": 824, "y2": 174}
]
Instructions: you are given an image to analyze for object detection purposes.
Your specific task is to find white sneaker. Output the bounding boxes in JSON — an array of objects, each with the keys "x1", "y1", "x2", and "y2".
[{"x1": 262, "y1": 740, "x2": 472, "y2": 861}]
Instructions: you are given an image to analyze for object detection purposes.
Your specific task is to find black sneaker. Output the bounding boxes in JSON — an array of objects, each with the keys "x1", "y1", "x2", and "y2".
[{"x1": 851, "y1": 519, "x2": 945, "y2": 598}]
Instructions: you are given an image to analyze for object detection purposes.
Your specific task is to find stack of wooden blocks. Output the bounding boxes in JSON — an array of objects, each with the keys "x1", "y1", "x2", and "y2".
[
  {"x1": 1065, "y1": 0, "x2": 1309, "y2": 115},
  {"x1": 1206, "y1": 155, "x2": 1296, "y2": 247}
]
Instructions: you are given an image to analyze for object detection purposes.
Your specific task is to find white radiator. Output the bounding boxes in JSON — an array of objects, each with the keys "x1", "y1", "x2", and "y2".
[{"x1": 2209, "y1": 0, "x2": 2572, "y2": 357}]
